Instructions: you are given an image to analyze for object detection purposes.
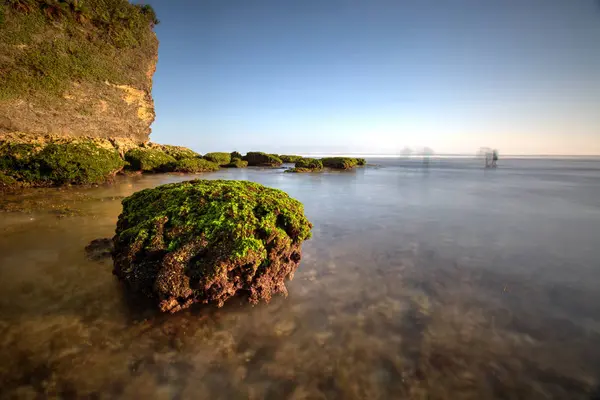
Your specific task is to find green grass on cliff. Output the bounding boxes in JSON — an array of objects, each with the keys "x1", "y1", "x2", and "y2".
[{"x1": 0, "y1": 0, "x2": 158, "y2": 100}]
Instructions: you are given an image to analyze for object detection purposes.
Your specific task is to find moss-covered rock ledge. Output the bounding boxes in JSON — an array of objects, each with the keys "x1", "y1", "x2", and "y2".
[
  {"x1": 0, "y1": 134, "x2": 128, "y2": 187},
  {"x1": 287, "y1": 158, "x2": 323, "y2": 173},
  {"x1": 112, "y1": 180, "x2": 313, "y2": 313}
]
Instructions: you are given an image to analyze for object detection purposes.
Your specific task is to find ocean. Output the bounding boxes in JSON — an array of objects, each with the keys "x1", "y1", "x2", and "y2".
[{"x1": 1, "y1": 156, "x2": 599, "y2": 399}]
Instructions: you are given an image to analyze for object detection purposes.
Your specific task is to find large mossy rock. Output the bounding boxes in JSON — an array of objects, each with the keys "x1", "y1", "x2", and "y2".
[
  {"x1": 160, "y1": 145, "x2": 200, "y2": 160},
  {"x1": 112, "y1": 180, "x2": 313, "y2": 313},
  {"x1": 0, "y1": 141, "x2": 124, "y2": 186},
  {"x1": 203, "y1": 152, "x2": 231, "y2": 166},
  {"x1": 291, "y1": 158, "x2": 323, "y2": 172},
  {"x1": 280, "y1": 155, "x2": 303, "y2": 163},
  {"x1": 124, "y1": 147, "x2": 177, "y2": 172},
  {"x1": 167, "y1": 158, "x2": 219, "y2": 173},
  {"x1": 224, "y1": 158, "x2": 248, "y2": 168},
  {"x1": 244, "y1": 152, "x2": 283, "y2": 167},
  {"x1": 321, "y1": 157, "x2": 359, "y2": 170}
]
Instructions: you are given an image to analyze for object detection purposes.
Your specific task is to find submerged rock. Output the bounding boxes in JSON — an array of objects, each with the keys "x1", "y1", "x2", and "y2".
[
  {"x1": 85, "y1": 238, "x2": 114, "y2": 261},
  {"x1": 112, "y1": 180, "x2": 313, "y2": 313}
]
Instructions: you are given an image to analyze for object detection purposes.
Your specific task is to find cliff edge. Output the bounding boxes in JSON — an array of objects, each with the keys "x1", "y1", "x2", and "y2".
[{"x1": 0, "y1": 0, "x2": 159, "y2": 143}]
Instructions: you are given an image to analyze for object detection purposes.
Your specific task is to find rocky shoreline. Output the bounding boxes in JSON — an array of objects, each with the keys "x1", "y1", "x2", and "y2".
[{"x1": 0, "y1": 134, "x2": 368, "y2": 189}]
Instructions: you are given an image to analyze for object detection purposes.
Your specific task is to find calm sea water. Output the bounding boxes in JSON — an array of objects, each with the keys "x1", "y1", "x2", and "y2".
[{"x1": 1, "y1": 157, "x2": 599, "y2": 399}]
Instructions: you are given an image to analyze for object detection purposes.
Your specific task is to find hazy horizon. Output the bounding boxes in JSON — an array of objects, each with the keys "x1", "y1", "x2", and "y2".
[{"x1": 145, "y1": 0, "x2": 600, "y2": 156}]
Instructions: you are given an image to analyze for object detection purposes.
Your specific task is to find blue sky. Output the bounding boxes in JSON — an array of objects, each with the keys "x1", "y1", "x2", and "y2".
[{"x1": 144, "y1": 0, "x2": 600, "y2": 155}]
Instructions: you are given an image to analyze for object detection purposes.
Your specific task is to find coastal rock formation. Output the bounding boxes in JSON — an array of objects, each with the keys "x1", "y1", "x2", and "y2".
[
  {"x1": 0, "y1": 0, "x2": 158, "y2": 142},
  {"x1": 112, "y1": 180, "x2": 313, "y2": 313},
  {"x1": 124, "y1": 147, "x2": 177, "y2": 172},
  {"x1": 0, "y1": 135, "x2": 125, "y2": 186},
  {"x1": 322, "y1": 157, "x2": 362, "y2": 169},
  {"x1": 289, "y1": 158, "x2": 323, "y2": 173},
  {"x1": 244, "y1": 152, "x2": 283, "y2": 167},
  {"x1": 203, "y1": 152, "x2": 231, "y2": 166},
  {"x1": 0, "y1": 134, "x2": 208, "y2": 187},
  {"x1": 224, "y1": 158, "x2": 249, "y2": 168},
  {"x1": 280, "y1": 155, "x2": 303, "y2": 163},
  {"x1": 167, "y1": 158, "x2": 220, "y2": 173}
]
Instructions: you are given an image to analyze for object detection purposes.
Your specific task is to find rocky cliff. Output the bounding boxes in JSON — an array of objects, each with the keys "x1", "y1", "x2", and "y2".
[{"x1": 0, "y1": 0, "x2": 158, "y2": 143}]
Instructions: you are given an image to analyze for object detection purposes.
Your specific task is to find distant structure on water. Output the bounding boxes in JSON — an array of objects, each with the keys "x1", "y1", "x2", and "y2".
[{"x1": 478, "y1": 147, "x2": 499, "y2": 168}]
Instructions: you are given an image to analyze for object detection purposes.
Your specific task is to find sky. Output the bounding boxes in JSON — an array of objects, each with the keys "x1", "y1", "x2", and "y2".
[{"x1": 144, "y1": 0, "x2": 600, "y2": 155}]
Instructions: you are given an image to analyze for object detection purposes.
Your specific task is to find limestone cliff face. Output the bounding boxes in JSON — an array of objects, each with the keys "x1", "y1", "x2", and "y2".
[{"x1": 0, "y1": 0, "x2": 159, "y2": 143}]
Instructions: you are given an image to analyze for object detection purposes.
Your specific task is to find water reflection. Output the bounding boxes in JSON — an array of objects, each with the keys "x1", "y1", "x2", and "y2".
[{"x1": 1, "y1": 161, "x2": 599, "y2": 399}]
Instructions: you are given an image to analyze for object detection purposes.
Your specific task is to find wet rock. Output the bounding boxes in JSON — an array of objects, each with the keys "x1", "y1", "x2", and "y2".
[
  {"x1": 203, "y1": 152, "x2": 231, "y2": 166},
  {"x1": 243, "y1": 152, "x2": 283, "y2": 167},
  {"x1": 85, "y1": 238, "x2": 114, "y2": 261},
  {"x1": 0, "y1": 141, "x2": 125, "y2": 186},
  {"x1": 280, "y1": 155, "x2": 303, "y2": 163},
  {"x1": 288, "y1": 158, "x2": 323, "y2": 173},
  {"x1": 167, "y1": 158, "x2": 219, "y2": 173},
  {"x1": 112, "y1": 180, "x2": 312, "y2": 313},
  {"x1": 321, "y1": 157, "x2": 360, "y2": 170},
  {"x1": 224, "y1": 158, "x2": 248, "y2": 168}
]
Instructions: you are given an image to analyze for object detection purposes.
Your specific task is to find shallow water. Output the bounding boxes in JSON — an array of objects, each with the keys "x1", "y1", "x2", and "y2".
[{"x1": 1, "y1": 158, "x2": 600, "y2": 399}]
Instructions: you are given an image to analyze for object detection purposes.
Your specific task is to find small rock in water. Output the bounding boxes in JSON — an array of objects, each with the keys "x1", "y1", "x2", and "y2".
[{"x1": 85, "y1": 238, "x2": 113, "y2": 261}]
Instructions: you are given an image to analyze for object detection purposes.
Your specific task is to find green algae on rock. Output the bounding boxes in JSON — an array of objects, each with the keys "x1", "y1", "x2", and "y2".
[
  {"x1": 124, "y1": 147, "x2": 176, "y2": 172},
  {"x1": 0, "y1": 140, "x2": 124, "y2": 186},
  {"x1": 224, "y1": 158, "x2": 249, "y2": 168},
  {"x1": 321, "y1": 157, "x2": 359, "y2": 170},
  {"x1": 244, "y1": 152, "x2": 283, "y2": 167},
  {"x1": 112, "y1": 180, "x2": 313, "y2": 313},
  {"x1": 203, "y1": 152, "x2": 231, "y2": 166},
  {"x1": 296, "y1": 158, "x2": 323, "y2": 170},
  {"x1": 167, "y1": 158, "x2": 219, "y2": 173},
  {"x1": 280, "y1": 155, "x2": 304, "y2": 163},
  {"x1": 288, "y1": 158, "x2": 323, "y2": 173},
  {"x1": 0, "y1": 171, "x2": 17, "y2": 188},
  {"x1": 159, "y1": 145, "x2": 200, "y2": 160}
]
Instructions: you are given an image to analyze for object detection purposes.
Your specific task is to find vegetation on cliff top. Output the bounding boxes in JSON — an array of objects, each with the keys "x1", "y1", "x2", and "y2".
[
  {"x1": 112, "y1": 179, "x2": 313, "y2": 313},
  {"x1": 0, "y1": 0, "x2": 158, "y2": 100}
]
